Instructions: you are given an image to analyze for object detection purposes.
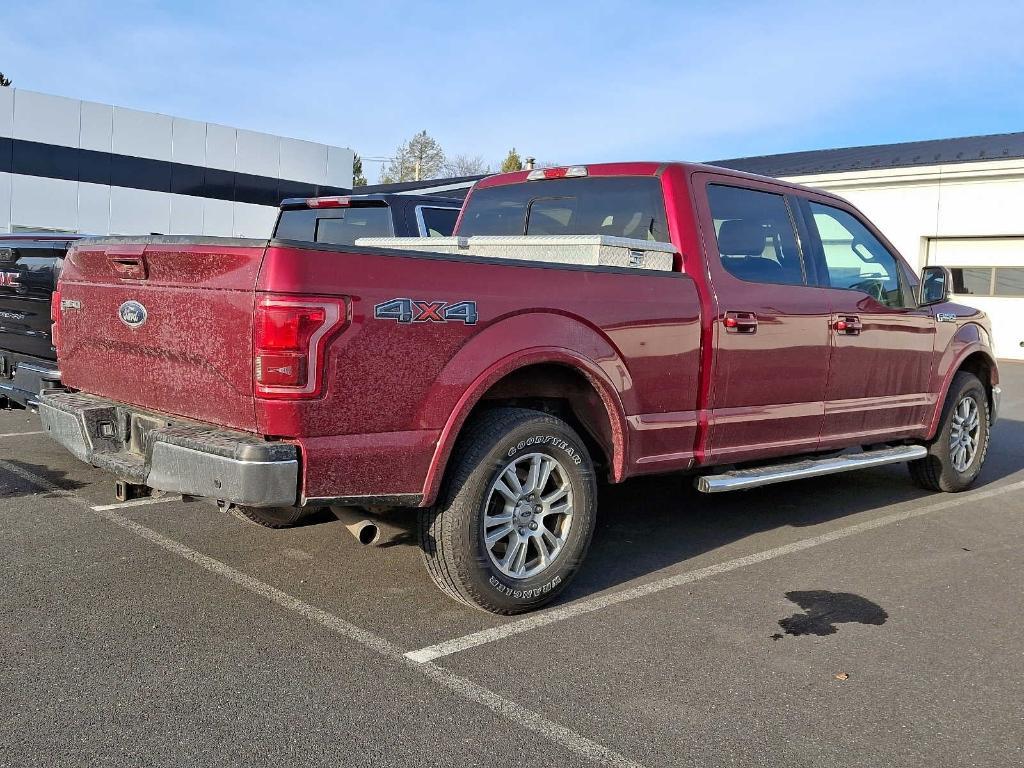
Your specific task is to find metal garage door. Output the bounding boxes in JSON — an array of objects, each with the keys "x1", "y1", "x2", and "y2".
[{"x1": 928, "y1": 237, "x2": 1024, "y2": 360}]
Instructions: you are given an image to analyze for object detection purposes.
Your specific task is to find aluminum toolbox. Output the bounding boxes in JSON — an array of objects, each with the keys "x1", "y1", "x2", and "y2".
[{"x1": 355, "y1": 235, "x2": 676, "y2": 271}]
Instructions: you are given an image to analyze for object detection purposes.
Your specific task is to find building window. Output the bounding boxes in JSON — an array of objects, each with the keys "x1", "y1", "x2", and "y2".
[
  {"x1": 950, "y1": 267, "x2": 994, "y2": 295},
  {"x1": 11, "y1": 225, "x2": 78, "y2": 234},
  {"x1": 948, "y1": 267, "x2": 1024, "y2": 297}
]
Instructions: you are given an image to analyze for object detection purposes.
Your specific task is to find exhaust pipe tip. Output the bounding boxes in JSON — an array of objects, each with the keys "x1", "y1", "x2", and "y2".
[
  {"x1": 350, "y1": 521, "x2": 380, "y2": 546},
  {"x1": 331, "y1": 506, "x2": 384, "y2": 546}
]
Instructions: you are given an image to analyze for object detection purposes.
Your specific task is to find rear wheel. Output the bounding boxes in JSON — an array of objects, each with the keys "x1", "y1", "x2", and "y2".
[
  {"x1": 909, "y1": 371, "x2": 990, "y2": 492},
  {"x1": 419, "y1": 407, "x2": 598, "y2": 614}
]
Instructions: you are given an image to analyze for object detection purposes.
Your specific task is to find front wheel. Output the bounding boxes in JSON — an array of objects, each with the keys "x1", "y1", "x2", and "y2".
[
  {"x1": 909, "y1": 371, "x2": 991, "y2": 492},
  {"x1": 419, "y1": 407, "x2": 598, "y2": 614}
]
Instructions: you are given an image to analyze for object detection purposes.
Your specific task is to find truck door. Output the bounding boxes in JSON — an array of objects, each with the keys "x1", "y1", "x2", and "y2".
[
  {"x1": 693, "y1": 174, "x2": 832, "y2": 463},
  {"x1": 796, "y1": 197, "x2": 936, "y2": 445}
]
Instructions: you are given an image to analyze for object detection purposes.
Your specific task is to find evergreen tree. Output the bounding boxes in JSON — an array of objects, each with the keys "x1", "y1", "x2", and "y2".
[{"x1": 500, "y1": 148, "x2": 524, "y2": 173}]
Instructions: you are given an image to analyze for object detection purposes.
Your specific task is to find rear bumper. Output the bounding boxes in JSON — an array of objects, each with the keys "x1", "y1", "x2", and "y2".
[
  {"x1": 0, "y1": 351, "x2": 61, "y2": 408},
  {"x1": 38, "y1": 390, "x2": 298, "y2": 508}
]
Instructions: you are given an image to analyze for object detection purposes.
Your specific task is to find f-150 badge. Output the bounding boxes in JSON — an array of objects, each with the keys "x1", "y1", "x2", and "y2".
[{"x1": 374, "y1": 298, "x2": 478, "y2": 325}]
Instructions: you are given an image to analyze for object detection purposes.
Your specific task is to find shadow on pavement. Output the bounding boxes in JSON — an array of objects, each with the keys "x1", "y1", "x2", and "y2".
[
  {"x1": 0, "y1": 458, "x2": 88, "y2": 498},
  {"x1": 566, "y1": 415, "x2": 1024, "y2": 601}
]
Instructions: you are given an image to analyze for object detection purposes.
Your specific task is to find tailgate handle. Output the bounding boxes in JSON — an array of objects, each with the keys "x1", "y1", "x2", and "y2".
[{"x1": 109, "y1": 254, "x2": 148, "y2": 280}]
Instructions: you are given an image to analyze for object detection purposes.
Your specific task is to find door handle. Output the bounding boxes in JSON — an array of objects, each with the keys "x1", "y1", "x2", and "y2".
[
  {"x1": 833, "y1": 315, "x2": 862, "y2": 335},
  {"x1": 724, "y1": 311, "x2": 758, "y2": 334}
]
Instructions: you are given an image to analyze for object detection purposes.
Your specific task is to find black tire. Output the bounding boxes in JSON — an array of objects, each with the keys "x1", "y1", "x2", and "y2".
[
  {"x1": 419, "y1": 407, "x2": 598, "y2": 614},
  {"x1": 909, "y1": 371, "x2": 990, "y2": 492},
  {"x1": 234, "y1": 505, "x2": 308, "y2": 529}
]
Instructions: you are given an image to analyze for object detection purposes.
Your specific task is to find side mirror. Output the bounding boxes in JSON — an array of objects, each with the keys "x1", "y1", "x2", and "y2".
[{"x1": 919, "y1": 265, "x2": 951, "y2": 306}]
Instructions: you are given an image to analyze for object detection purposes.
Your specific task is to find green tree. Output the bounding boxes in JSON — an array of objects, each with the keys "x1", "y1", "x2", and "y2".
[
  {"x1": 380, "y1": 130, "x2": 446, "y2": 183},
  {"x1": 351, "y1": 153, "x2": 368, "y2": 187},
  {"x1": 0, "y1": 72, "x2": 12, "y2": 87},
  {"x1": 500, "y1": 148, "x2": 523, "y2": 173}
]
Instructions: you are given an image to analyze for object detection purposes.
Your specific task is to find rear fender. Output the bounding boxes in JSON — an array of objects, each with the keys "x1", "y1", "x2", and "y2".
[
  {"x1": 418, "y1": 312, "x2": 631, "y2": 506},
  {"x1": 927, "y1": 322, "x2": 998, "y2": 439}
]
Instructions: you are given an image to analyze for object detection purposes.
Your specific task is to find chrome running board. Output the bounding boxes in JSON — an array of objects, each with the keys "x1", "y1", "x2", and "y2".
[{"x1": 695, "y1": 445, "x2": 928, "y2": 494}]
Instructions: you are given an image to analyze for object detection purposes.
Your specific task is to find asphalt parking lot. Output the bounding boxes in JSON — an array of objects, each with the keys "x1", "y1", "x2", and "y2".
[{"x1": 2, "y1": 364, "x2": 1022, "y2": 768}]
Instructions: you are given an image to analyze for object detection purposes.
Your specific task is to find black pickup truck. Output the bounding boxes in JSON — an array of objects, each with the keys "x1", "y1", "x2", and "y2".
[
  {"x1": 273, "y1": 192, "x2": 461, "y2": 243},
  {"x1": 0, "y1": 232, "x2": 84, "y2": 407},
  {"x1": 0, "y1": 193, "x2": 461, "y2": 408}
]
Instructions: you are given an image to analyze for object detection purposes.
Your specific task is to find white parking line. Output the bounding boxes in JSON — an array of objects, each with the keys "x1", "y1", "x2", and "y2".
[
  {"x1": 0, "y1": 430, "x2": 45, "y2": 439},
  {"x1": 405, "y1": 478, "x2": 1024, "y2": 664},
  {"x1": 0, "y1": 459, "x2": 642, "y2": 768},
  {"x1": 91, "y1": 496, "x2": 182, "y2": 511}
]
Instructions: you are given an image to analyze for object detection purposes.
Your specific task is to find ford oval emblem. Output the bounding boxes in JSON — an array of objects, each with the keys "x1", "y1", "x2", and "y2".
[{"x1": 118, "y1": 300, "x2": 148, "y2": 328}]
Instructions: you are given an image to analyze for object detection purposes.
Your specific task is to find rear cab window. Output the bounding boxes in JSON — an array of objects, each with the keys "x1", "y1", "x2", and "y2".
[
  {"x1": 274, "y1": 205, "x2": 394, "y2": 246},
  {"x1": 458, "y1": 177, "x2": 671, "y2": 242}
]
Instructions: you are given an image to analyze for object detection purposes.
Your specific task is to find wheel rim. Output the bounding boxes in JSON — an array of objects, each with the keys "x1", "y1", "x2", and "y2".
[
  {"x1": 949, "y1": 395, "x2": 981, "y2": 472},
  {"x1": 483, "y1": 452, "x2": 574, "y2": 580}
]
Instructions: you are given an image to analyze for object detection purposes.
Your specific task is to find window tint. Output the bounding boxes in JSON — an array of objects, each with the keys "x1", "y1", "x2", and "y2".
[
  {"x1": 274, "y1": 206, "x2": 394, "y2": 245},
  {"x1": 706, "y1": 184, "x2": 805, "y2": 286},
  {"x1": 419, "y1": 207, "x2": 459, "y2": 237},
  {"x1": 458, "y1": 177, "x2": 670, "y2": 242},
  {"x1": 950, "y1": 267, "x2": 993, "y2": 295},
  {"x1": 808, "y1": 202, "x2": 905, "y2": 307}
]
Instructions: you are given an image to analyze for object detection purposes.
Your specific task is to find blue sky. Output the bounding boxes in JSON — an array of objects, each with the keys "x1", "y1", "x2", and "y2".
[{"x1": 3, "y1": 0, "x2": 1024, "y2": 180}]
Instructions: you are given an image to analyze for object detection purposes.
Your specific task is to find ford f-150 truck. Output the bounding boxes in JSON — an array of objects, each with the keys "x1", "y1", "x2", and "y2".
[
  {"x1": 0, "y1": 194, "x2": 458, "y2": 410},
  {"x1": 39, "y1": 162, "x2": 1000, "y2": 614}
]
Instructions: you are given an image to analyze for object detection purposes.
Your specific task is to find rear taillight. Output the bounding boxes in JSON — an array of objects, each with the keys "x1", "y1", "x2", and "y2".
[
  {"x1": 51, "y1": 288, "x2": 62, "y2": 351},
  {"x1": 254, "y1": 295, "x2": 347, "y2": 399}
]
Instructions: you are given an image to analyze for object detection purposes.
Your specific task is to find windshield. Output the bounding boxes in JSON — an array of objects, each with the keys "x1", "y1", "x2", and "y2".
[
  {"x1": 274, "y1": 205, "x2": 394, "y2": 245},
  {"x1": 457, "y1": 176, "x2": 670, "y2": 242}
]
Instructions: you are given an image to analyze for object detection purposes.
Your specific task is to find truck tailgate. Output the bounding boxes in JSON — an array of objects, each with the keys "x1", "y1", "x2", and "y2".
[{"x1": 57, "y1": 237, "x2": 267, "y2": 432}]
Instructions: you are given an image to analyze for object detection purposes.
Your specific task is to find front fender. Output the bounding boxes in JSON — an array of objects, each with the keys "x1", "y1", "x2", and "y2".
[
  {"x1": 417, "y1": 312, "x2": 632, "y2": 506},
  {"x1": 927, "y1": 322, "x2": 998, "y2": 439}
]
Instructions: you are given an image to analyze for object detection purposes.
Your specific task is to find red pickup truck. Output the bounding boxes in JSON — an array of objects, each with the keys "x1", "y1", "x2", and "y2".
[{"x1": 40, "y1": 162, "x2": 1000, "y2": 614}]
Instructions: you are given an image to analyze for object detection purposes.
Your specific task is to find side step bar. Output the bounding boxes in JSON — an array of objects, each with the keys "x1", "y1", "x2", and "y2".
[{"x1": 695, "y1": 445, "x2": 928, "y2": 494}]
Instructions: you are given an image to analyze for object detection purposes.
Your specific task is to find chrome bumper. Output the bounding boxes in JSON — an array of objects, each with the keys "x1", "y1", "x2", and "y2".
[
  {"x1": 991, "y1": 386, "x2": 1001, "y2": 424},
  {"x1": 38, "y1": 390, "x2": 298, "y2": 508}
]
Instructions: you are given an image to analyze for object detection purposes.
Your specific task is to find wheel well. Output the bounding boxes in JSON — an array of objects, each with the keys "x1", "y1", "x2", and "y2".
[
  {"x1": 469, "y1": 363, "x2": 614, "y2": 474},
  {"x1": 958, "y1": 351, "x2": 996, "y2": 410}
]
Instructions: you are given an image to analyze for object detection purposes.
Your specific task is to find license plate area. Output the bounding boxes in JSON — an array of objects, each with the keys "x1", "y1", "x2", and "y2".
[{"x1": 125, "y1": 411, "x2": 173, "y2": 456}]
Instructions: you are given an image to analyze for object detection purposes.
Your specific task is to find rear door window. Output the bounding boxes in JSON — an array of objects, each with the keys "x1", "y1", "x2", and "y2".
[
  {"x1": 706, "y1": 184, "x2": 806, "y2": 286},
  {"x1": 458, "y1": 177, "x2": 670, "y2": 242},
  {"x1": 274, "y1": 206, "x2": 394, "y2": 245},
  {"x1": 418, "y1": 207, "x2": 459, "y2": 237}
]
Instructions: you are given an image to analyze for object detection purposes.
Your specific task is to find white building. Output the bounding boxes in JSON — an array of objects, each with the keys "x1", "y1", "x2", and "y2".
[
  {"x1": 0, "y1": 87, "x2": 353, "y2": 238},
  {"x1": 717, "y1": 134, "x2": 1024, "y2": 360}
]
